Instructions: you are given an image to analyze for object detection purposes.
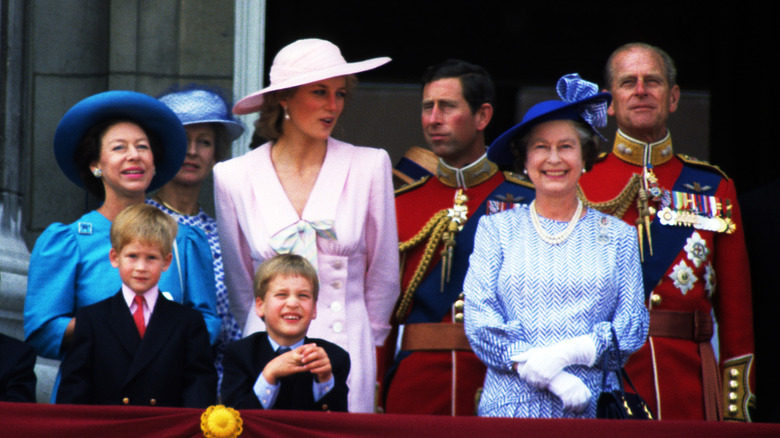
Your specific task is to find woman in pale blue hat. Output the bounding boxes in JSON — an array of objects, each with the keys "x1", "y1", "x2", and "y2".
[
  {"x1": 149, "y1": 84, "x2": 245, "y2": 386},
  {"x1": 463, "y1": 74, "x2": 648, "y2": 418},
  {"x1": 24, "y1": 91, "x2": 221, "y2": 392}
]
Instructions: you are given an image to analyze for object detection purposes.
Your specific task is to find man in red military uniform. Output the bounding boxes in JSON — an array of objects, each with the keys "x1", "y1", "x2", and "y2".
[
  {"x1": 380, "y1": 59, "x2": 534, "y2": 415},
  {"x1": 579, "y1": 43, "x2": 755, "y2": 421}
]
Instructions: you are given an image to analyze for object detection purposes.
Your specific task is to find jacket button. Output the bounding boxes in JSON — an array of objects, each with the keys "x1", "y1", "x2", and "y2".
[
  {"x1": 122, "y1": 397, "x2": 130, "y2": 405},
  {"x1": 322, "y1": 404, "x2": 329, "y2": 411},
  {"x1": 150, "y1": 398, "x2": 157, "y2": 406}
]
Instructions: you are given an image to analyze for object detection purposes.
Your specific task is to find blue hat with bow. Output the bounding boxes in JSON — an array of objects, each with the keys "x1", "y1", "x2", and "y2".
[{"x1": 488, "y1": 73, "x2": 612, "y2": 167}]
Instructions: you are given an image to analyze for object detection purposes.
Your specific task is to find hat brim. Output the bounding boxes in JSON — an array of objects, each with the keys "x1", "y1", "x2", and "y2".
[
  {"x1": 232, "y1": 57, "x2": 392, "y2": 115},
  {"x1": 488, "y1": 92, "x2": 611, "y2": 167},
  {"x1": 54, "y1": 90, "x2": 187, "y2": 193},
  {"x1": 182, "y1": 118, "x2": 245, "y2": 142}
]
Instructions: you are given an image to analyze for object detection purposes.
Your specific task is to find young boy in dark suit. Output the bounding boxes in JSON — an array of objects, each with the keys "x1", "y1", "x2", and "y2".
[
  {"x1": 221, "y1": 254, "x2": 349, "y2": 411},
  {"x1": 57, "y1": 204, "x2": 217, "y2": 407}
]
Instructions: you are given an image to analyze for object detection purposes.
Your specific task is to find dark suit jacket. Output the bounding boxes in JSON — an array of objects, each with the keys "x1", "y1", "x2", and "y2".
[
  {"x1": 0, "y1": 333, "x2": 37, "y2": 402},
  {"x1": 57, "y1": 291, "x2": 216, "y2": 408},
  {"x1": 221, "y1": 332, "x2": 349, "y2": 411}
]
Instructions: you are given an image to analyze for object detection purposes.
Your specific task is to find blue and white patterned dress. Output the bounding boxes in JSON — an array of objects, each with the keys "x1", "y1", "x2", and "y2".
[
  {"x1": 146, "y1": 199, "x2": 243, "y2": 384},
  {"x1": 463, "y1": 205, "x2": 649, "y2": 418}
]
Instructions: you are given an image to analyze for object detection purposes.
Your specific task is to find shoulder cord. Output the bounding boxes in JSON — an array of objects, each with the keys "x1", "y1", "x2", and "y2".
[
  {"x1": 578, "y1": 173, "x2": 641, "y2": 219},
  {"x1": 395, "y1": 209, "x2": 450, "y2": 321}
]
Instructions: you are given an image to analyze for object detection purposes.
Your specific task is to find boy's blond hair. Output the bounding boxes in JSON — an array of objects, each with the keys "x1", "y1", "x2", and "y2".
[
  {"x1": 110, "y1": 204, "x2": 178, "y2": 255},
  {"x1": 253, "y1": 254, "x2": 319, "y2": 301}
]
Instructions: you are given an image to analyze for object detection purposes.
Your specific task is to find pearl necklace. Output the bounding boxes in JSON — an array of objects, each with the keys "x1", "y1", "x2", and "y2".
[{"x1": 529, "y1": 199, "x2": 583, "y2": 245}]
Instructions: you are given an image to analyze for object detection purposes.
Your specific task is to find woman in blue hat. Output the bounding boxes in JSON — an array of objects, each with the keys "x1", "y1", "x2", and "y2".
[
  {"x1": 149, "y1": 85, "x2": 245, "y2": 385},
  {"x1": 24, "y1": 91, "x2": 221, "y2": 373},
  {"x1": 463, "y1": 74, "x2": 648, "y2": 418}
]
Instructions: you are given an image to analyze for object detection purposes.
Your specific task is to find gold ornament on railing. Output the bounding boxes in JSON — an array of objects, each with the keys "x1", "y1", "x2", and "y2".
[{"x1": 201, "y1": 405, "x2": 243, "y2": 438}]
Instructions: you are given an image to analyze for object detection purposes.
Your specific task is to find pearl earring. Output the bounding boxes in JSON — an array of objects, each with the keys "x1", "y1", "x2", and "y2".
[
  {"x1": 523, "y1": 169, "x2": 528, "y2": 175},
  {"x1": 283, "y1": 106, "x2": 290, "y2": 120},
  {"x1": 93, "y1": 168, "x2": 102, "y2": 178}
]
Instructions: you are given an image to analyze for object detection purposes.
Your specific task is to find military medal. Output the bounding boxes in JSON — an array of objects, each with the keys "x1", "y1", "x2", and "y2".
[
  {"x1": 669, "y1": 260, "x2": 697, "y2": 295},
  {"x1": 645, "y1": 166, "x2": 663, "y2": 201},
  {"x1": 655, "y1": 189, "x2": 736, "y2": 234},
  {"x1": 684, "y1": 231, "x2": 710, "y2": 268},
  {"x1": 704, "y1": 263, "x2": 716, "y2": 298}
]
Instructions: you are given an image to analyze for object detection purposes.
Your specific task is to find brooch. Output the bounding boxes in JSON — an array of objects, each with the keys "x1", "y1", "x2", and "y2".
[{"x1": 77, "y1": 222, "x2": 93, "y2": 235}]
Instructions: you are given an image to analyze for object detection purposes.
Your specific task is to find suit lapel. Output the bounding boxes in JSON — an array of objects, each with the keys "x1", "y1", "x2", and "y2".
[
  {"x1": 253, "y1": 332, "x2": 275, "y2": 372},
  {"x1": 106, "y1": 291, "x2": 142, "y2": 356}
]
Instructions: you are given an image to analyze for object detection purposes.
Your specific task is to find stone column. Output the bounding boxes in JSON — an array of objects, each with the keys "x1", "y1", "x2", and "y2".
[
  {"x1": 232, "y1": 0, "x2": 266, "y2": 156},
  {"x1": 0, "y1": 0, "x2": 29, "y2": 340}
]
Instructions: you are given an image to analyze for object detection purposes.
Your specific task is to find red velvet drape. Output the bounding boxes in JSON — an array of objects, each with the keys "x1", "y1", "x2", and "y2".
[{"x1": 2, "y1": 402, "x2": 779, "y2": 437}]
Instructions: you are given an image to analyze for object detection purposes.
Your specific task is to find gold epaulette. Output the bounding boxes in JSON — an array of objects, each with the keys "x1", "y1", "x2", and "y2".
[
  {"x1": 502, "y1": 171, "x2": 535, "y2": 189},
  {"x1": 577, "y1": 173, "x2": 642, "y2": 220},
  {"x1": 678, "y1": 154, "x2": 730, "y2": 180},
  {"x1": 395, "y1": 175, "x2": 431, "y2": 196},
  {"x1": 722, "y1": 354, "x2": 755, "y2": 422}
]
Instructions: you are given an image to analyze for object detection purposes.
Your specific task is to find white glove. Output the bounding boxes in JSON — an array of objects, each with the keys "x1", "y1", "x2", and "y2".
[
  {"x1": 511, "y1": 335, "x2": 597, "y2": 388},
  {"x1": 548, "y1": 371, "x2": 592, "y2": 413}
]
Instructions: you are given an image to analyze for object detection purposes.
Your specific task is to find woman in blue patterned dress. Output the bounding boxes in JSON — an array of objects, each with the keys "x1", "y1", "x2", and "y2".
[
  {"x1": 463, "y1": 74, "x2": 649, "y2": 418},
  {"x1": 149, "y1": 86, "x2": 245, "y2": 385}
]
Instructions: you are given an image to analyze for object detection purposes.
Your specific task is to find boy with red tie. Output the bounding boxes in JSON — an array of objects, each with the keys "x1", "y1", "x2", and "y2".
[{"x1": 57, "y1": 204, "x2": 216, "y2": 407}]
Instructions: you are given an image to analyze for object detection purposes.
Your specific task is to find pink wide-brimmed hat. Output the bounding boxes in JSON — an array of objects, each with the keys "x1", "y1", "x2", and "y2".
[{"x1": 233, "y1": 38, "x2": 391, "y2": 115}]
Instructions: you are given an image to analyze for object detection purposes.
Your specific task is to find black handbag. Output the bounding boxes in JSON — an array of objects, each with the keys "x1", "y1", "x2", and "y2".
[{"x1": 596, "y1": 329, "x2": 654, "y2": 420}]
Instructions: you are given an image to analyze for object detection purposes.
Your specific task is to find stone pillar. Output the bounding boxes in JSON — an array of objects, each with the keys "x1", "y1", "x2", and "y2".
[
  {"x1": 232, "y1": 0, "x2": 266, "y2": 156},
  {"x1": 0, "y1": 0, "x2": 28, "y2": 339}
]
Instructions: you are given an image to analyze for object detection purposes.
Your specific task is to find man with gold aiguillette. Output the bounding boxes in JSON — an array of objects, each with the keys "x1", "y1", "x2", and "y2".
[
  {"x1": 381, "y1": 60, "x2": 535, "y2": 416},
  {"x1": 578, "y1": 43, "x2": 755, "y2": 421}
]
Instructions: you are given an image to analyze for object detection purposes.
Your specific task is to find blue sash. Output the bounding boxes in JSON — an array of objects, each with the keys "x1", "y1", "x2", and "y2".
[
  {"x1": 405, "y1": 181, "x2": 535, "y2": 324},
  {"x1": 640, "y1": 164, "x2": 723, "y2": 298}
]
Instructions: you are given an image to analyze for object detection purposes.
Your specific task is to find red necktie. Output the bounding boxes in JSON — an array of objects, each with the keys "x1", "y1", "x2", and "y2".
[{"x1": 133, "y1": 295, "x2": 146, "y2": 338}]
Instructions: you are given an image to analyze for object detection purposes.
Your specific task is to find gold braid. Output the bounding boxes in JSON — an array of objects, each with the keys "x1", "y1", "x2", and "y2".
[
  {"x1": 577, "y1": 173, "x2": 641, "y2": 219},
  {"x1": 395, "y1": 209, "x2": 450, "y2": 321}
]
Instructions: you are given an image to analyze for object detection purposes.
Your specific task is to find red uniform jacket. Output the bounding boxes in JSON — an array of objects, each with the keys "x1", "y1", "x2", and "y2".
[{"x1": 579, "y1": 131, "x2": 755, "y2": 421}]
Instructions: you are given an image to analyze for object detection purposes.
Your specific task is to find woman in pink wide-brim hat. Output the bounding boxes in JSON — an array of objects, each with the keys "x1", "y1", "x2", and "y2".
[{"x1": 214, "y1": 38, "x2": 399, "y2": 413}]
